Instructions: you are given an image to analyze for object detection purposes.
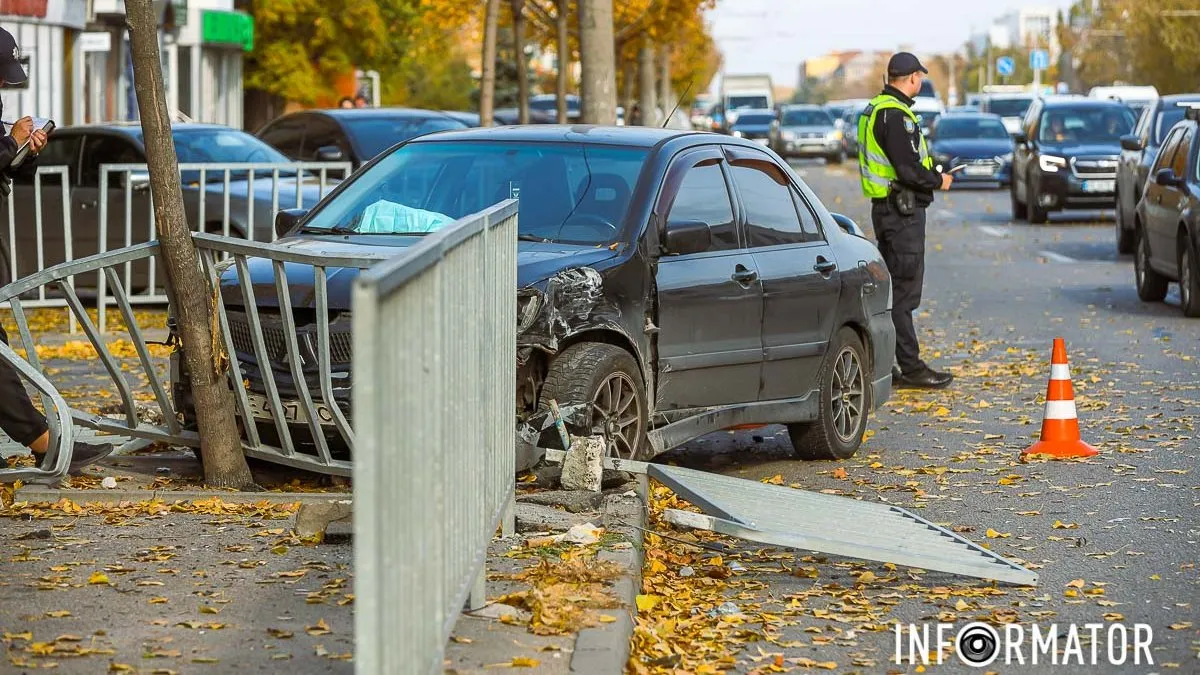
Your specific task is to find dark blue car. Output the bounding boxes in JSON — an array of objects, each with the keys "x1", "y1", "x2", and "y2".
[{"x1": 928, "y1": 113, "x2": 1014, "y2": 187}]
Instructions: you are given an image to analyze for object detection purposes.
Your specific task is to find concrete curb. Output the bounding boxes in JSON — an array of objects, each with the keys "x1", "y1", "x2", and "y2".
[
  {"x1": 569, "y1": 473, "x2": 648, "y2": 674},
  {"x1": 12, "y1": 486, "x2": 350, "y2": 506}
]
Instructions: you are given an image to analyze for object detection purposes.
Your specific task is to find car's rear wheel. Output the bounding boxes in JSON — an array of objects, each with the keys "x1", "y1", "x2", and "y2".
[
  {"x1": 788, "y1": 327, "x2": 868, "y2": 461},
  {"x1": 827, "y1": 151, "x2": 845, "y2": 165},
  {"x1": 1028, "y1": 171, "x2": 1048, "y2": 224},
  {"x1": 1115, "y1": 194, "x2": 1135, "y2": 254},
  {"x1": 1180, "y1": 236, "x2": 1200, "y2": 318},
  {"x1": 1135, "y1": 227, "x2": 1169, "y2": 302},
  {"x1": 1010, "y1": 174, "x2": 1028, "y2": 221},
  {"x1": 539, "y1": 342, "x2": 648, "y2": 460}
]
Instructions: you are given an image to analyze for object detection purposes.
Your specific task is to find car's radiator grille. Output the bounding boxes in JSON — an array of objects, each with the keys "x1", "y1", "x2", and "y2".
[
  {"x1": 1071, "y1": 156, "x2": 1118, "y2": 178},
  {"x1": 226, "y1": 311, "x2": 353, "y2": 366}
]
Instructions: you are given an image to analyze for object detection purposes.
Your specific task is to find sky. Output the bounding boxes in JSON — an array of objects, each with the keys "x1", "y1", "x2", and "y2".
[{"x1": 707, "y1": 0, "x2": 1076, "y2": 90}]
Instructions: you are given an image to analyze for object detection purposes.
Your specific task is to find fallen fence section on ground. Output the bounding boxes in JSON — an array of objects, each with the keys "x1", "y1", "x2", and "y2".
[
  {"x1": 352, "y1": 200, "x2": 518, "y2": 674},
  {"x1": 649, "y1": 464, "x2": 1039, "y2": 586}
]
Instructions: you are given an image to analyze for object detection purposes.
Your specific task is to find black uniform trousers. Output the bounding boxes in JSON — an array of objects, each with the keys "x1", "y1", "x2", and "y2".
[
  {"x1": 0, "y1": 323, "x2": 48, "y2": 446},
  {"x1": 871, "y1": 199, "x2": 926, "y2": 374}
]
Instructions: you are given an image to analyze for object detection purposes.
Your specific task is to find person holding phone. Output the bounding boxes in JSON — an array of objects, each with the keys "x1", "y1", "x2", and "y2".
[{"x1": 0, "y1": 27, "x2": 111, "y2": 471}]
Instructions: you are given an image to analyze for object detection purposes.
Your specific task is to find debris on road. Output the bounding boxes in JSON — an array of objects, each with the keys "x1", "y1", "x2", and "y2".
[{"x1": 560, "y1": 435, "x2": 605, "y2": 491}]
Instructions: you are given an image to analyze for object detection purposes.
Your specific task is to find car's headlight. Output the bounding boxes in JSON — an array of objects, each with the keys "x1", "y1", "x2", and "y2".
[
  {"x1": 516, "y1": 290, "x2": 543, "y2": 334},
  {"x1": 782, "y1": 130, "x2": 796, "y2": 141},
  {"x1": 999, "y1": 152, "x2": 1013, "y2": 163},
  {"x1": 827, "y1": 130, "x2": 843, "y2": 141},
  {"x1": 1039, "y1": 155, "x2": 1067, "y2": 172},
  {"x1": 732, "y1": 130, "x2": 744, "y2": 138}
]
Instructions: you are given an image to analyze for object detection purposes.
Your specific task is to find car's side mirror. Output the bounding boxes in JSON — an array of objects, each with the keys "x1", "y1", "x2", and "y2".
[
  {"x1": 830, "y1": 212, "x2": 865, "y2": 238},
  {"x1": 662, "y1": 219, "x2": 712, "y2": 256},
  {"x1": 1013, "y1": 131, "x2": 1028, "y2": 144},
  {"x1": 275, "y1": 208, "x2": 309, "y2": 237},
  {"x1": 126, "y1": 170, "x2": 151, "y2": 192},
  {"x1": 315, "y1": 145, "x2": 345, "y2": 162},
  {"x1": 1120, "y1": 134, "x2": 1142, "y2": 152},
  {"x1": 1154, "y1": 168, "x2": 1181, "y2": 188}
]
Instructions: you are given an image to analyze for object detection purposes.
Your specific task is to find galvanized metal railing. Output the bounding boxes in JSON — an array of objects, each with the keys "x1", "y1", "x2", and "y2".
[{"x1": 353, "y1": 200, "x2": 518, "y2": 674}]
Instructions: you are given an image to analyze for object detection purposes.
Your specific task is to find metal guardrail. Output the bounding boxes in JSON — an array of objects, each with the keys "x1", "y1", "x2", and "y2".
[
  {"x1": 353, "y1": 200, "x2": 518, "y2": 673},
  {"x1": 0, "y1": 162, "x2": 350, "y2": 334}
]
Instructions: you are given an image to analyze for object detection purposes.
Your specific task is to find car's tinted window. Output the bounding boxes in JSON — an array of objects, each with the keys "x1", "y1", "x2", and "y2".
[
  {"x1": 17, "y1": 134, "x2": 81, "y2": 183},
  {"x1": 302, "y1": 116, "x2": 353, "y2": 161},
  {"x1": 934, "y1": 117, "x2": 1010, "y2": 139},
  {"x1": 1156, "y1": 107, "x2": 1189, "y2": 145},
  {"x1": 80, "y1": 135, "x2": 144, "y2": 187},
  {"x1": 1170, "y1": 129, "x2": 1191, "y2": 178},
  {"x1": 1038, "y1": 106, "x2": 1136, "y2": 143},
  {"x1": 987, "y1": 98, "x2": 1033, "y2": 118},
  {"x1": 732, "y1": 113, "x2": 775, "y2": 126},
  {"x1": 782, "y1": 109, "x2": 832, "y2": 126},
  {"x1": 258, "y1": 116, "x2": 307, "y2": 159},
  {"x1": 1154, "y1": 128, "x2": 1183, "y2": 173},
  {"x1": 341, "y1": 115, "x2": 469, "y2": 161},
  {"x1": 791, "y1": 187, "x2": 822, "y2": 240},
  {"x1": 667, "y1": 160, "x2": 737, "y2": 251},
  {"x1": 731, "y1": 159, "x2": 806, "y2": 247}
]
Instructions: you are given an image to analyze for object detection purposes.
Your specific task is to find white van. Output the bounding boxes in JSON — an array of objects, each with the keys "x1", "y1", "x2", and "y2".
[{"x1": 1088, "y1": 85, "x2": 1159, "y2": 117}]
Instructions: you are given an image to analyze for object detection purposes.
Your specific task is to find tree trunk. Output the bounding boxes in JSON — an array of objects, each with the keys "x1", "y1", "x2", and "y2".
[
  {"x1": 658, "y1": 44, "x2": 672, "y2": 125},
  {"x1": 555, "y1": 0, "x2": 570, "y2": 123},
  {"x1": 480, "y1": 0, "x2": 500, "y2": 127},
  {"x1": 619, "y1": 50, "x2": 635, "y2": 125},
  {"x1": 638, "y1": 44, "x2": 657, "y2": 126},
  {"x1": 512, "y1": 0, "x2": 530, "y2": 124},
  {"x1": 577, "y1": 0, "x2": 617, "y2": 125},
  {"x1": 125, "y1": 0, "x2": 255, "y2": 490}
]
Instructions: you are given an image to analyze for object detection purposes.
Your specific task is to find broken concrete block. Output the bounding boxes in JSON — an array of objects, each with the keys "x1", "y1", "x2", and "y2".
[
  {"x1": 514, "y1": 502, "x2": 588, "y2": 534},
  {"x1": 294, "y1": 499, "x2": 352, "y2": 542},
  {"x1": 601, "y1": 469, "x2": 634, "y2": 490},
  {"x1": 560, "y1": 435, "x2": 604, "y2": 492},
  {"x1": 530, "y1": 464, "x2": 563, "y2": 489},
  {"x1": 517, "y1": 490, "x2": 605, "y2": 513},
  {"x1": 468, "y1": 602, "x2": 531, "y2": 623}
]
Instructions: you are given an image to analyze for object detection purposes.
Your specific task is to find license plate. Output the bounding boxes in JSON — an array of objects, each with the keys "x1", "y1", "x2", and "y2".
[
  {"x1": 1082, "y1": 179, "x2": 1115, "y2": 193},
  {"x1": 246, "y1": 392, "x2": 339, "y2": 427},
  {"x1": 964, "y1": 165, "x2": 994, "y2": 176}
]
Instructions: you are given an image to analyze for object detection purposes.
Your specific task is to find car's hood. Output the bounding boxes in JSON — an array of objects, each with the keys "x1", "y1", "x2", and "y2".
[
  {"x1": 1038, "y1": 141, "x2": 1121, "y2": 157},
  {"x1": 219, "y1": 236, "x2": 618, "y2": 311},
  {"x1": 781, "y1": 125, "x2": 833, "y2": 135},
  {"x1": 931, "y1": 138, "x2": 1014, "y2": 158}
]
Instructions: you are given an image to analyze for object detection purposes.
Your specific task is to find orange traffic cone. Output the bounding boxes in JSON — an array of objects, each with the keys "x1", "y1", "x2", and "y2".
[{"x1": 1023, "y1": 337, "x2": 1098, "y2": 459}]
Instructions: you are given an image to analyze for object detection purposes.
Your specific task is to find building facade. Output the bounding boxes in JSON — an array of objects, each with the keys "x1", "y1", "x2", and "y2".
[
  {"x1": 989, "y1": 6, "x2": 1060, "y2": 59},
  {"x1": 0, "y1": 0, "x2": 88, "y2": 125}
]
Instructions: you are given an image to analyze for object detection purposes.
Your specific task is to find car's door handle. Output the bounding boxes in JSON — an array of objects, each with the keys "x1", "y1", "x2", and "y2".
[
  {"x1": 79, "y1": 200, "x2": 97, "y2": 210},
  {"x1": 814, "y1": 257, "x2": 837, "y2": 275},
  {"x1": 731, "y1": 265, "x2": 758, "y2": 285}
]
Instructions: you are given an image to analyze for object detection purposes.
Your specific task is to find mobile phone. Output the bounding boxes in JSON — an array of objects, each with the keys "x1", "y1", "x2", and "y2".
[{"x1": 946, "y1": 164, "x2": 968, "y2": 174}]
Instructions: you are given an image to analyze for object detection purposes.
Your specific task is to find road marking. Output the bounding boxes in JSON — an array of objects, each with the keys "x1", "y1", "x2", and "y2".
[
  {"x1": 1038, "y1": 250, "x2": 1078, "y2": 263},
  {"x1": 979, "y1": 226, "x2": 1011, "y2": 238}
]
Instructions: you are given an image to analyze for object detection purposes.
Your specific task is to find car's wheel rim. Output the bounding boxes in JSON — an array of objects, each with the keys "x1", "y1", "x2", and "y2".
[
  {"x1": 830, "y1": 347, "x2": 865, "y2": 444},
  {"x1": 1136, "y1": 236, "x2": 1147, "y2": 288},
  {"x1": 592, "y1": 372, "x2": 643, "y2": 459}
]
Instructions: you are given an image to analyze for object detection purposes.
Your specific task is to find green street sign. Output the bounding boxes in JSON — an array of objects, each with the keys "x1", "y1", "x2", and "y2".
[{"x1": 201, "y1": 10, "x2": 254, "y2": 51}]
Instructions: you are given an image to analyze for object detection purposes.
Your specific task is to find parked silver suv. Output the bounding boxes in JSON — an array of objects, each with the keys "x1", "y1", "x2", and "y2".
[{"x1": 771, "y1": 105, "x2": 844, "y2": 163}]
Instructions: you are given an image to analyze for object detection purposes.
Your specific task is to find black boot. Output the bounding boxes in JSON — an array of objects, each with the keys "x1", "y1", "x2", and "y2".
[
  {"x1": 68, "y1": 442, "x2": 114, "y2": 471},
  {"x1": 898, "y1": 366, "x2": 954, "y2": 390}
]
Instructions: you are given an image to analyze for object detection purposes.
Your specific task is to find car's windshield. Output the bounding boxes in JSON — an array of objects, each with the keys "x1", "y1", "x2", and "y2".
[
  {"x1": 988, "y1": 98, "x2": 1033, "y2": 118},
  {"x1": 302, "y1": 141, "x2": 648, "y2": 245},
  {"x1": 728, "y1": 95, "x2": 769, "y2": 110},
  {"x1": 1038, "y1": 106, "x2": 1137, "y2": 143},
  {"x1": 1156, "y1": 106, "x2": 1191, "y2": 144},
  {"x1": 342, "y1": 116, "x2": 469, "y2": 161},
  {"x1": 133, "y1": 128, "x2": 294, "y2": 183},
  {"x1": 733, "y1": 113, "x2": 775, "y2": 126},
  {"x1": 782, "y1": 109, "x2": 832, "y2": 126},
  {"x1": 933, "y1": 117, "x2": 1010, "y2": 140}
]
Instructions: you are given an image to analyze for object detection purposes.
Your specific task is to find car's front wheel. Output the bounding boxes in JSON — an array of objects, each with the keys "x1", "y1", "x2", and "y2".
[
  {"x1": 1010, "y1": 173, "x2": 1028, "y2": 221},
  {"x1": 827, "y1": 151, "x2": 845, "y2": 165},
  {"x1": 788, "y1": 327, "x2": 869, "y2": 461},
  {"x1": 539, "y1": 342, "x2": 648, "y2": 460},
  {"x1": 1115, "y1": 193, "x2": 1136, "y2": 254},
  {"x1": 1135, "y1": 227, "x2": 1169, "y2": 302},
  {"x1": 1028, "y1": 170, "x2": 1049, "y2": 224},
  {"x1": 1180, "y1": 236, "x2": 1200, "y2": 318}
]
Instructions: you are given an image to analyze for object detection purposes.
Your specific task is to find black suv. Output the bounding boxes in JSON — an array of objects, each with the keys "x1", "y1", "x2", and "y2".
[
  {"x1": 1134, "y1": 105, "x2": 1200, "y2": 317},
  {"x1": 1116, "y1": 94, "x2": 1200, "y2": 253},
  {"x1": 1011, "y1": 98, "x2": 1137, "y2": 223}
]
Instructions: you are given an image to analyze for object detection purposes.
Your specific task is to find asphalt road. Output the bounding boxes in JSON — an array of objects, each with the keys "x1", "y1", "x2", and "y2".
[{"x1": 658, "y1": 160, "x2": 1199, "y2": 673}]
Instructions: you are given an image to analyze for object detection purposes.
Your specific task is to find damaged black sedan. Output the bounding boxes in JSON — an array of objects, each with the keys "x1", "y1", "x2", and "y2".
[{"x1": 178, "y1": 125, "x2": 895, "y2": 470}]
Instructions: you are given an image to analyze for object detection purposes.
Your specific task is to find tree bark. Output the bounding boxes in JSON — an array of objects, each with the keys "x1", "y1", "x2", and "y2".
[
  {"x1": 577, "y1": 0, "x2": 617, "y2": 125},
  {"x1": 638, "y1": 44, "x2": 657, "y2": 126},
  {"x1": 125, "y1": 0, "x2": 255, "y2": 490},
  {"x1": 480, "y1": 0, "x2": 500, "y2": 127},
  {"x1": 555, "y1": 0, "x2": 570, "y2": 123},
  {"x1": 658, "y1": 44, "x2": 672, "y2": 125},
  {"x1": 512, "y1": 0, "x2": 530, "y2": 124},
  {"x1": 620, "y1": 49, "x2": 635, "y2": 125}
]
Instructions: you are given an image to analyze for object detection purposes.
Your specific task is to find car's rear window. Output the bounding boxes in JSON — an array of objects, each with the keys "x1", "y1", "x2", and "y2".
[
  {"x1": 302, "y1": 141, "x2": 648, "y2": 245},
  {"x1": 342, "y1": 116, "x2": 469, "y2": 161},
  {"x1": 1156, "y1": 107, "x2": 1190, "y2": 144}
]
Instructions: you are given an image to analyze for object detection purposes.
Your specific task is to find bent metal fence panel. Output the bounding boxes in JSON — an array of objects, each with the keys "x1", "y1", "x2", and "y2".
[{"x1": 353, "y1": 200, "x2": 518, "y2": 674}]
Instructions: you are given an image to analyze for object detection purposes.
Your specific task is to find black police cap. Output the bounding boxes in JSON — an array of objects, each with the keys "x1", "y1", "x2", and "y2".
[{"x1": 887, "y1": 52, "x2": 928, "y2": 78}]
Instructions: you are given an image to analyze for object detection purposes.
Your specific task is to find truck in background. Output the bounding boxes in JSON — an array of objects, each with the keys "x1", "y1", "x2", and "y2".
[{"x1": 720, "y1": 74, "x2": 775, "y2": 123}]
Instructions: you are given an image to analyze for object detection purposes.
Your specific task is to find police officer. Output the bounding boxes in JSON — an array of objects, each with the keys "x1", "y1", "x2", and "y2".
[
  {"x1": 858, "y1": 52, "x2": 954, "y2": 389},
  {"x1": 0, "y1": 28, "x2": 111, "y2": 470}
]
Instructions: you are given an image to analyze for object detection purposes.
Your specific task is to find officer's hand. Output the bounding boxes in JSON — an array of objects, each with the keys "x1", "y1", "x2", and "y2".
[
  {"x1": 940, "y1": 174, "x2": 953, "y2": 191},
  {"x1": 9, "y1": 116, "x2": 32, "y2": 145},
  {"x1": 29, "y1": 129, "x2": 47, "y2": 154}
]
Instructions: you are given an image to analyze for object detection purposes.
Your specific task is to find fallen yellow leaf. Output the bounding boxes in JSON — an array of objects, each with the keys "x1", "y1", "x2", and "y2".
[
  {"x1": 635, "y1": 595, "x2": 662, "y2": 612},
  {"x1": 511, "y1": 657, "x2": 540, "y2": 667},
  {"x1": 955, "y1": 599, "x2": 970, "y2": 611},
  {"x1": 88, "y1": 571, "x2": 110, "y2": 585},
  {"x1": 199, "y1": 606, "x2": 221, "y2": 614},
  {"x1": 149, "y1": 597, "x2": 168, "y2": 604},
  {"x1": 1053, "y1": 520, "x2": 1079, "y2": 529},
  {"x1": 985, "y1": 529, "x2": 1010, "y2": 539},
  {"x1": 1103, "y1": 613, "x2": 1125, "y2": 621},
  {"x1": 857, "y1": 571, "x2": 876, "y2": 583},
  {"x1": 1169, "y1": 622, "x2": 1192, "y2": 630},
  {"x1": 1066, "y1": 579, "x2": 1086, "y2": 588},
  {"x1": 44, "y1": 610, "x2": 71, "y2": 618}
]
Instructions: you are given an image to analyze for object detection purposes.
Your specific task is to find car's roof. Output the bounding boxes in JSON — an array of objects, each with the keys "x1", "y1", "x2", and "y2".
[
  {"x1": 408, "y1": 124, "x2": 702, "y2": 148},
  {"x1": 732, "y1": 108, "x2": 775, "y2": 116},
  {"x1": 1161, "y1": 94, "x2": 1200, "y2": 106},
  {"x1": 307, "y1": 107, "x2": 458, "y2": 120},
  {"x1": 781, "y1": 104, "x2": 824, "y2": 110},
  {"x1": 1039, "y1": 96, "x2": 1125, "y2": 109},
  {"x1": 58, "y1": 122, "x2": 240, "y2": 135},
  {"x1": 939, "y1": 111, "x2": 1003, "y2": 120},
  {"x1": 988, "y1": 93, "x2": 1034, "y2": 100}
]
